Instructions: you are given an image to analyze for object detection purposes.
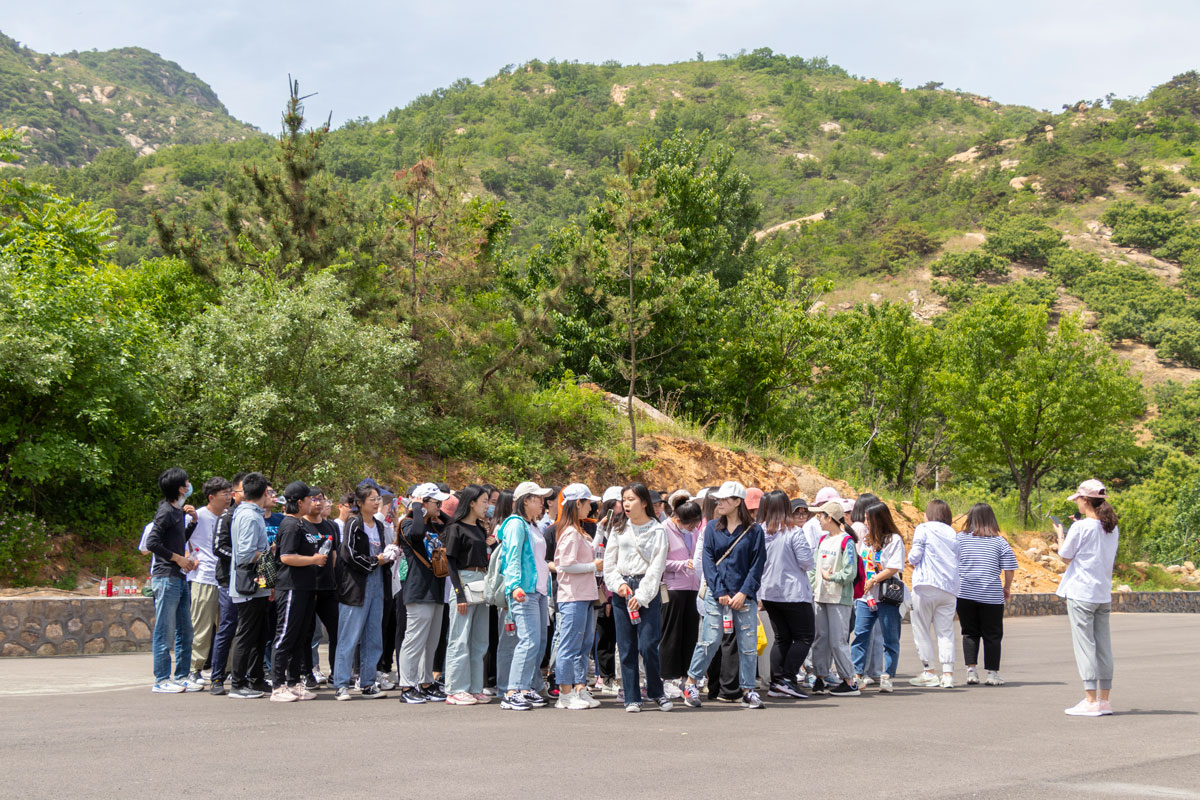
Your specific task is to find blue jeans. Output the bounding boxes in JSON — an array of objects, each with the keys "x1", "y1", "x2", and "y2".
[
  {"x1": 507, "y1": 592, "x2": 548, "y2": 693},
  {"x1": 445, "y1": 601, "x2": 489, "y2": 694},
  {"x1": 865, "y1": 623, "x2": 884, "y2": 679},
  {"x1": 612, "y1": 590, "x2": 665, "y2": 703},
  {"x1": 151, "y1": 575, "x2": 192, "y2": 684},
  {"x1": 852, "y1": 599, "x2": 901, "y2": 677},
  {"x1": 555, "y1": 600, "x2": 596, "y2": 686},
  {"x1": 333, "y1": 570, "x2": 384, "y2": 690},
  {"x1": 210, "y1": 584, "x2": 238, "y2": 684},
  {"x1": 687, "y1": 592, "x2": 757, "y2": 691}
]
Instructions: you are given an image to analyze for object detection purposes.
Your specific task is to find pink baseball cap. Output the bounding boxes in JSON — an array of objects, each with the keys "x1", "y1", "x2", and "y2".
[
  {"x1": 840, "y1": 497, "x2": 856, "y2": 514},
  {"x1": 812, "y1": 487, "x2": 841, "y2": 507},
  {"x1": 1068, "y1": 479, "x2": 1107, "y2": 501},
  {"x1": 745, "y1": 487, "x2": 764, "y2": 511}
]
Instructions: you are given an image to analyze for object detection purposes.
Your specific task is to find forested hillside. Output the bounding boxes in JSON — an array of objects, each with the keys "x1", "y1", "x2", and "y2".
[{"x1": 3, "y1": 42, "x2": 1200, "y2": 586}]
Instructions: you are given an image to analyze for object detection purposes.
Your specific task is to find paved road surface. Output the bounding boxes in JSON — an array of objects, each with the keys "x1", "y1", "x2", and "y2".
[{"x1": 1, "y1": 614, "x2": 1198, "y2": 799}]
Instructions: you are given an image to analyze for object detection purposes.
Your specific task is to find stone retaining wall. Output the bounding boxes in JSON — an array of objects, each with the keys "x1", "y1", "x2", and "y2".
[
  {"x1": 1006, "y1": 591, "x2": 1200, "y2": 617},
  {"x1": 0, "y1": 597, "x2": 154, "y2": 657}
]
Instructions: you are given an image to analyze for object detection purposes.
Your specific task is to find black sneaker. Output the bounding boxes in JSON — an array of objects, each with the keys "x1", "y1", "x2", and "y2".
[
  {"x1": 523, "y1": 691, "x2": 548, "y2": 707},
  {"x1": 653, "y1": 696, "x2": 673, "y2": 711},
  {"x1": 229, "y1": 685, "x2": 263, "y2": 699},
  {"x1": 501, "y1": 692, "x2": 532, "y2": 710},
  {"x1": 811, "y1": 677, "x2": 829, "y2": 695},
  {"x1": 400, "y1": 687, "x2": 427, "y2": 704},
  {"x1": 422, "y1": 684, "x2": 447, "y2": 702},
  {"x1": 360, "y1": 684, "x2": 387, "y2": 699},
  {"x1": 209, "y1": 681, "x2": 227, "y2": 696},
  {"x1": 829, "y1": 680, "x2": 861, "y2": 697},
  {"x1": 778, "y1": 679, "x2": 808, "y2": 700},
  {"x1": 742, "y1": 689, "x2": 764, "y2": 709},
  {"x1": 298, "y1": 674, "x2": 315, "y2": 691},
  {"x1": 251, "y1": 680, "x2": 271, "y2": 694}
]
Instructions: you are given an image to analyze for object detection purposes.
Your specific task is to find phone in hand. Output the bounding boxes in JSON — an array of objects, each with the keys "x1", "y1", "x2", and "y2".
[{"x1": 1048, "y1": 515, "x2": 1061, "y2": 528}]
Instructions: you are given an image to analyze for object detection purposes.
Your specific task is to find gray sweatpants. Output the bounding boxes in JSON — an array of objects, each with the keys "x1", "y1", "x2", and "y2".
[
  {"x1": 812, "y1": 602, "x2": 855, "y2": 684},
  {"x1": 1067, "y1": 599, "x2": 1113, "y2": 691},
  {"x1": 399, "y1": 601, "x2": 441, "y2": 688}
]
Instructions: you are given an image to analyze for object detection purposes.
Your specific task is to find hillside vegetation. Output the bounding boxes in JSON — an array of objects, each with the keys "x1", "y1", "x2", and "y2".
[{"x1": 2, "y1": 42, "x2": 1200, "y2": 585}]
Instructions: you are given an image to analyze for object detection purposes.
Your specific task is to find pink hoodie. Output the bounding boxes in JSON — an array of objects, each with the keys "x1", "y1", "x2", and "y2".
[{"x1": 554, "y1": 525, "x2": 599, "y2": 603}]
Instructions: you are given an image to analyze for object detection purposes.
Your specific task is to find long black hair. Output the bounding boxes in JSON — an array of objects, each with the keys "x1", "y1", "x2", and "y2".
[
  {"x1": 622, "y1": 483, "x2": 655, "y2": 522},
  {"x1": 494, "y1": 490, "x2": 514, "y2": 523},
  {"x1": 863, "y1": 501, "x2": 902, "y2": 551},
  {"x1": 851, "y1": 493, "x2": 879, "y2": 525},
  {"x1": 1087, "y1": 498, "x2": 1119, "y2": 533},
  {"x1": 756, "y1": 489, "x2": 792, "y2": 534},
  {"x1": 450, "y1": 484, "x2": 486, "y2": 526}
]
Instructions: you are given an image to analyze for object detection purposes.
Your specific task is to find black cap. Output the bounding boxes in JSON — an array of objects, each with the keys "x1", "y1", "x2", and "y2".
[
  {"x1": 650, "y1": 491, "x2": 664, "y2": 504},
  {"x1": 790, "y1": 498, "x2": 809, "y2": 511},
  {"x1": 283, "y1": 481, "x2": 320, "y2": 502}
]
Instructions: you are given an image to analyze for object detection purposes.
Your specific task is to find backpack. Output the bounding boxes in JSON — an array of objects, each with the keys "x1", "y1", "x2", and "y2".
[
  {"x1": 484, "y1": 516, "x2": 521, "y2": 609},
  {"x1": 816, "y1": 532, "x2": 866, "y2": 600}
]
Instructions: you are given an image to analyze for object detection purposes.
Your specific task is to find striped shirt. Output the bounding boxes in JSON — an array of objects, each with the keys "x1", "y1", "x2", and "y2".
[{"x1": 956, "y1": 532, "x2": 1017, "y2": 604}]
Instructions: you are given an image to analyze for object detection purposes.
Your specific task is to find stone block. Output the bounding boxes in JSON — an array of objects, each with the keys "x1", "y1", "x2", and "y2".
[
  {"x1": 67, "y1": 618, "x2": 82, "y2": 634},
  {"x1": 130, "y1": 619, "x2": 151, "y2": 641},
  {"x1": 1, "y1": 614, "x2": 17, "y2": 630},
  {"x1": 59, "y1": 639, "x2": 80, "y2": 654},
  {"x1": 83, "y1": 638, "x2": 106, "y2": 654},
  {"x1": 44, "y1": 623, "x2": 63, "y2": 640},
  {"x1": 88, "y1": 620, "x2": 103, "y2": 635},
  {"x1": 36, "y1": 643, "x2": 56, "y2": 656},
  {"x1": 3, "y1": 642, "x2": 29, "y2": 656},
  {"x1": 107, "y1": 624, "x2": 127, "y2": 639},
  {"x1": 20, "y1": 630, "x2": 38, "y2": 645}
]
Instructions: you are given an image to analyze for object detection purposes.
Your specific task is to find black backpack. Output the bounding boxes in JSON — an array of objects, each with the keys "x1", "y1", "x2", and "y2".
[{"x1": 213, "y1": 507, "x2": 234, "y2": 585}]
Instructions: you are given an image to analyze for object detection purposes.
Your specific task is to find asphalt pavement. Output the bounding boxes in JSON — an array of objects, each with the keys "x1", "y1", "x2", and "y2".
[{"x1": 1, "y1": 614, "x2": 1197, "y2": 800}]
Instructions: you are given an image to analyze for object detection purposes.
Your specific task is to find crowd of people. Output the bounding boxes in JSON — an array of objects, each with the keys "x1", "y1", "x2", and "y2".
[{"x1": 139, "y1": 469, "x2": 1121, "y2": 717}]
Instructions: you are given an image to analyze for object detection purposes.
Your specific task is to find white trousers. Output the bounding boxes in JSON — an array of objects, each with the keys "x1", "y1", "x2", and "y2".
[{"x1": 910, "y1": 585, "x2": 956, "y2": 672}]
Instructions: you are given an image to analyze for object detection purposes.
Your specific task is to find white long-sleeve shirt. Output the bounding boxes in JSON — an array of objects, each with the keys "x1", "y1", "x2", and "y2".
[
  {"x1": 908, "y1": 521, "x2": 960, "y2": 595},
  {"x1": 186, "y1": 507, "x2": 220, "y2": 586},
  {"x1": 603, "y1": 519, "x2": 668, "y2": 607}
]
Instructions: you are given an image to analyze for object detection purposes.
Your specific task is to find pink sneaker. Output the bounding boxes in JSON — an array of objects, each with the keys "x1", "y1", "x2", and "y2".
[
  {"x1": 291, "y1": 684, "x2": 317, "y2": 701},
  {"x1": 1064, "y1": 698, "x2": 1102, "y2": 717},
  {"x1": 1099, "y1": 700, "x2": 1113, "y2": 716},
  {"x1": 473, "y1": 693, "x2": 492, "y2": 704},
  {"x1": 445, "y1": 691, "x2": 478, "y2": 705}
]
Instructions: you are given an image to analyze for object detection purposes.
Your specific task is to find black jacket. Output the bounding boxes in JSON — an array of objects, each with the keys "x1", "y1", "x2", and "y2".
[
  {"x1": 213, "y1": 505, "x2": 235, "y2": 587},
  {"x1": 145, "y1": 500, "x2": 197, "y2": 579},
  {"x1": 401, "y1": 506, "x2": 446, "y2": 605},
  {"x1": 335, "y1": 514, "x2": 380, "y2": 606}
]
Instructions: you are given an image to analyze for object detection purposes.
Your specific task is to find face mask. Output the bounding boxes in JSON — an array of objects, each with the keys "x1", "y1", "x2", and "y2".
[
  {"x1": 487, "y1": 504, "x2": 496, "y2": 519},
  {"x1": 175, "y1": 482, "x2": 192, "y2": 507}
]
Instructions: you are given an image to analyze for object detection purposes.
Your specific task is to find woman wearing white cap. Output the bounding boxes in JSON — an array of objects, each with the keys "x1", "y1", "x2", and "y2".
[
  {"x1": 396, "y1": 482, "x2": 451, "y2": 704},
  {"x1": 681, "y1": 480, "x2": 768, "y2": 710},
  {"x1": 603, "y1": 482, "x2": 671, "y2": 712},
  {"x1": 499, "y1": 481, "x2": 556, "y2": 710},
  {"x1": 552, "y1": 483, "x2": 603, "y2": 710},
  {"x1": 809, "y1": 500, "x2": 861, "y2": 697},
  {"x1": 1052, "y1": 480, "x2": 1120, "y2": 717}
]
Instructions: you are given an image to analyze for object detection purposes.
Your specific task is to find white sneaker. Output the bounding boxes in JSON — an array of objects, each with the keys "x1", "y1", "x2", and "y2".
[
  {"x1": 940, "y1": 673, "x2": 955, "y2": 689},
  {"x1": 984, "y1": 671, "x2": 1004, "y2": 686},
  {"x1": 859, "y1": 675, "x2": 874, "y2": 687},
  {"x1": 1064, "y1": 698, "x2": 1102, "y2": 717},
  {"x1": 556, "y1": 690, "x2": 591, "y2": 710},
  {"x1": 378, "y1": 674, "x2": 397, "y2": 691},
  {"x1": 311, "y1": 669, "x2": 329, "y2": 686},
  {"x1": 179, "y1": 677, "x2": 205, "y2": 692},
  {"x1": 908, "y1": 672, "x2": 940, "y2": 687},
  {"x1": 152, "y1": 681, "x2": 185, "y2": 694},
  {"x1": 291, "y1": 683, "x2": 317, "y2": 701},
  {"x1": 966, "y1": 667, "x2": 980, "y2": 685},
  {"x1": 663, "y1": 680, "x2": 683, "y2": 699},
  {"x1": 270, "y1": 685, "x2": 298, "y2": 703},
  {"x1": 879, "y1": 674, "x2": 894, "y2": 693},
  {"x1": 578, "y1": 688, "x2": 601, "y2": 708}
]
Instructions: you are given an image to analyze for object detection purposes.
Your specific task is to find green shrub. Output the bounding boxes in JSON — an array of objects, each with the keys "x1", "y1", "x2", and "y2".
[
  {"x1": 1152, "y1": 316, "x2": 1200, "y2": 366},
  {"x1": 1102, "y1": 200, "x2": 1188, "y2": 250},
  {"x1": 1046, "y1": 248, "x2": 1103, "y2": 286},
  {"x1": 0, "y1": 511, "x2": 51, "y2": 586},
  {"x1": 982, "y1": 214, "x2": 1066, "y2": 266},
  {"x1": 931, "y1": 250, "x2": 1010, "y2": 281}
]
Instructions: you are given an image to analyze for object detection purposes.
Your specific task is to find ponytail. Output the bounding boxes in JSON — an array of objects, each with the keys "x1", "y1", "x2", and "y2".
[{"x1": 1088, "y1": 498, "x2": 1119, "y2": 533}]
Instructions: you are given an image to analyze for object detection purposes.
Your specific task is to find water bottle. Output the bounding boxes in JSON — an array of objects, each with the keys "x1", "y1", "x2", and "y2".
[
  {"x1": 722, "y1": 606, "x2": 733, "y2": 634},
  {"x1": 629, "y1": 605, "x2": 640, "y2": 626},
  {"x1": 319, "y1": 536, "x2": 332, "y2": 556},
  {"x1": 504, "y1": 611, "x2": 516, "y2": 635}
]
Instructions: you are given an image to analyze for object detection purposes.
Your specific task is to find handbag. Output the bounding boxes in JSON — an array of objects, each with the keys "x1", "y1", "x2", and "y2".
[
  {"x1": 698, "y1": 524, "x2": 751, "y2": 601},
  {"x1": 234, "y1": 563, "x2": 258, "y2": 595},
  {"x1": 462, "y1": 570, "x2": 487, "y2": 605},
  {"x1": 878, "y1": 574, "x2": 905, "y2": 605},
  {"x1": 413, "y1": 537, "x2": 449, "y2": 579},
  {"x1": 255, "y1": 549, "x2": 278, "y2": 589}
]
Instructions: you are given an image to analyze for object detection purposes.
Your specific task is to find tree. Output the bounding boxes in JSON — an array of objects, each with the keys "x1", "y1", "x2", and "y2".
[{"x1": 940, "y1": 295, "x2": 1144, "y2": 522}]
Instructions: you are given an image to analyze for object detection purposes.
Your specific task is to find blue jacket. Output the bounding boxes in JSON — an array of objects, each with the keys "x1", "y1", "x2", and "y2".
[
  {"x1": 702, "y1": 520, "x2": 766, "y2": 601},
  {"x1": 499, "y1": 515, "x2": 539, "y2": 599}
]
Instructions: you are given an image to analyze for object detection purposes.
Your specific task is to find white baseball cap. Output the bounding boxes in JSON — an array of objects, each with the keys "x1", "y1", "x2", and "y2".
[
  {"x1": 562, "y1": 483, "x2": 600, "y2": 503},
  {"x1": 712, "y1": 480, "x2": 747, "y2": 500},
  {"x1": 513, "y1": 481, "x2": 555, "y2": 502},
  {"x1": 411, "y1": 482, "x2": 451, "y2": 502},
  {"x1": 1068, "y1": 479, "x2": 1107, "y2": 501},
  {"x1": 601, "y1": 486, "x2": 623, "y2": 504}
]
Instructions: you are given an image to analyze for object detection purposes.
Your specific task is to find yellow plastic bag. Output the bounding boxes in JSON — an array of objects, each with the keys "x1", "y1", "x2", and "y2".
[{"x1": 756, "y1": 620, "x2": 768, "y2": 655}]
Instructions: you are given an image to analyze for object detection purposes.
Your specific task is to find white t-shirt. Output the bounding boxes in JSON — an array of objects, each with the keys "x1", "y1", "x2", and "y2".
[
  {"x1": 859, "y1": 535, "x2": 906, "y2": 603},
  {"x1": 185, "y1": 507, "x2": 220, "y2": 586},
  {"x1": 139, "y1": 522, "x2": 155, "y2": 571},
  {"x1": 1057, "y1": 518, "x2": 1119, "y2": 604},
  {"x1": 531, "y1": 525, "x2": 550, "y2": 596}
]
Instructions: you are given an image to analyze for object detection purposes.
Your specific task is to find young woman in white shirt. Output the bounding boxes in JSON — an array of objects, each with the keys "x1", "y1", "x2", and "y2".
[
  {"x1": 850, "y1": 501, "x2": 906, "y2": 693},
  {"x1": 1052, "y1": 480, "x2": 1120, "y2": 717},
  {"x1": 907, "y1": 499, "x2": 961, "y2": 688}
]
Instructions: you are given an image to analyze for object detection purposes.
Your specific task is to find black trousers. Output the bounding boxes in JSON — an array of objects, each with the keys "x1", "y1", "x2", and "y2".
[
  {"x1": 484, "y1": 605, "x2": 499, "y2": 687},
  {"x1": 433, "y1": 603, "x2": 450, "y2": 674},
  {"x1": 957, "y1": 598, "x2": 1005, "y2": 671},
  {"x1": 659, "y1": 589, "x2": 700, "y2": 680},
  {"x1": 300, "y1": 589, "x2": 339, "y2": 677},
  {"x1": 595, "y1": 603, "x2": 616, "y2": 680},
  {"x1": 273, "y1": 589, "x2": 316, "y2": 685},
  {"x1": 706, "y1": 631, "x2": 741, "y2": 699},
  {"x1": 230, "y1": 596, "x2": 269, "y2": 688},
  {"x1": 762, "y1": 600, "x2": 815, "y2": 685},
  {"x1": 378, "y1": 572, "x2": 396, "y2": 672}
]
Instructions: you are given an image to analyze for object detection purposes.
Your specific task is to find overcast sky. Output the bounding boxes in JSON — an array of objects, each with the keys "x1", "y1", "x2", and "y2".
[{"x1": 6, "y1": 1, "x2": 1199, "y2": 132}]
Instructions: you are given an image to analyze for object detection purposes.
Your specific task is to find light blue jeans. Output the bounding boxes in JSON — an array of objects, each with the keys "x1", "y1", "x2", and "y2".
[
  {"x1": 852, "y1": 599, "x2": 901, "y2": 678},
  {"x1": 333, "y1": 570, "x2": 384, "y2": 690},
  {"x1": 865, "y1": 623, "x2": 884, "y2": 679},
  {"x1": 507, "y1": 592, "x2": 548, "y2": 693},
  {"x1": 555, "y1": 600, "x2": 596, "y2": 686},
  {"x1": 445, "y1": 599, "x2": 489, "y2": 694},
  {"x1": 688, "y1": 593, "x2": 759, "y2": 690},
  {"x1": 151, "y1": 575, "x2": 192, "y2": 684}
]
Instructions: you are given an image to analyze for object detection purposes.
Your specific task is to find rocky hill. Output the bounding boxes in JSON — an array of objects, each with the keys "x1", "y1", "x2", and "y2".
[{"x1": 0, "y1": 31, "x2": 257, "y2": 165}]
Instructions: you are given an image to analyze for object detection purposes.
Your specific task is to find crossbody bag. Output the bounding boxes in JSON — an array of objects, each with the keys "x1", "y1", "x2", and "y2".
[{"x1": 698, "y1": 525, "x2": 751, "y2": 601}]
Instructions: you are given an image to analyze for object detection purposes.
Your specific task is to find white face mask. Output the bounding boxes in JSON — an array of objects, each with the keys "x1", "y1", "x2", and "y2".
[{"x1": 175, "y1": 482, "x2": 193, "y2": 507}]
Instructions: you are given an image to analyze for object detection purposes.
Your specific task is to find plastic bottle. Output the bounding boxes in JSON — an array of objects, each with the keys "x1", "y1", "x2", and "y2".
[
  {"x1": 319, "y1": 536, "x2": 332, "y2": 556},
  {"x1": 504, "y1": 611, "x2": 516, "y2": 634},
  {"x1": 629, "y1": 605, "x2": 640, "y2": 626},
  {"x1": 722, "y1": 605, "x2": 733, "y2": 634}
]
